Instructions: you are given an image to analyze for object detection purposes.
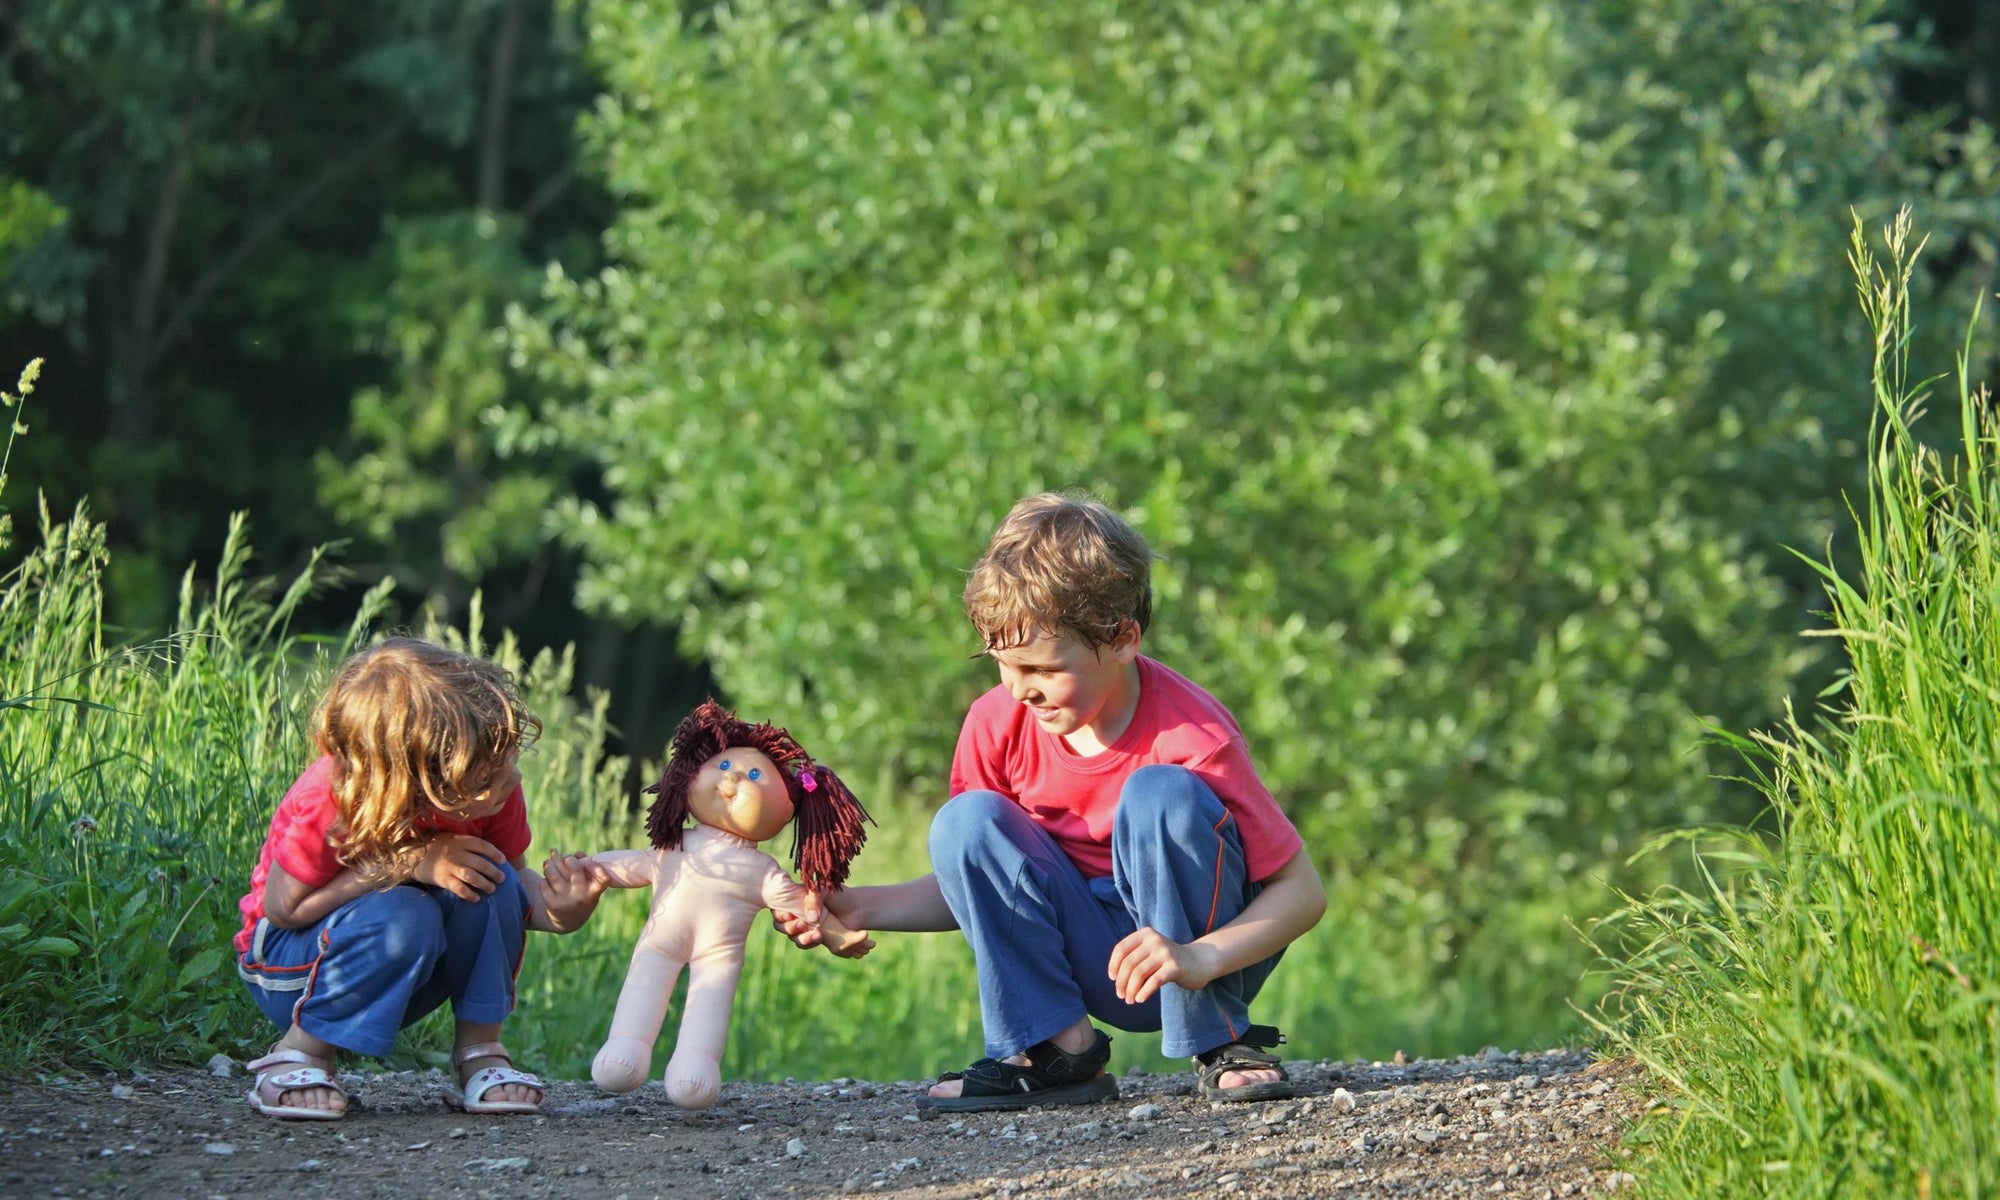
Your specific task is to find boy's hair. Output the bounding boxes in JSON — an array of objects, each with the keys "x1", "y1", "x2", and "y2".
[
  {"x1": 963, "y1": 490, "x2": 1157, "y2": 652},
  {"x1": 644, "y1": 698, "x2": 871, "y2": 893},
  {"x1": 314, "y1": 637, "x2": 542, "y2": 883}
]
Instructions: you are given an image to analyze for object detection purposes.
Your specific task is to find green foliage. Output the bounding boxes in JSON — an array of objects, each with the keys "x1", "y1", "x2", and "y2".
[
  {"x1": 1593, "y1": 213, "x2": 2000, "y2": 1196},
  {"x1": 315, "y1": 211, "x2": 565, "y2": 614},
  {"x1": 516, "y1": 0, "x2": 1995, "y2": 1054}
]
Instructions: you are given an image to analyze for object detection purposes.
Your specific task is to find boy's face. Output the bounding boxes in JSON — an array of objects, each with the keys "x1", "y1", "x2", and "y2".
[
  {"x1": 688, "y1": 746, "x2": 795, "y2": 842},
  {"x1": 987, "y1": 623, "x2": 1141, "y2": 747}
]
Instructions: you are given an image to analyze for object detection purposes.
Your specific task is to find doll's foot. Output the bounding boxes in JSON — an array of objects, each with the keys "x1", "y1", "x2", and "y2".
[{"x1": 450, "y1": 1042, "x2": 543, "y2": 1114}]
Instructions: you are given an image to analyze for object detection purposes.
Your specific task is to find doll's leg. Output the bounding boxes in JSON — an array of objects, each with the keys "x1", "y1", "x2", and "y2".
[
  {"x1": 930, "y1": 790, "x2": 1151, "y2": 1059},
  {"x1": 591, "y1": 945, "x2": 685, "y2": 1093},
  {"x1": 661, "y1": 953, "x2": 744, "y2": 1109},
  {"x1": 1109, "y1": 765, "x2": 1275, "y2": 1058}
]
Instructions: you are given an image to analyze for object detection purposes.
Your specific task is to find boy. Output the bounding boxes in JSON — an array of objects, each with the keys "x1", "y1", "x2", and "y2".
[{"x1": 782, "y1": 491, "x2": 1325, "y2": 1111}]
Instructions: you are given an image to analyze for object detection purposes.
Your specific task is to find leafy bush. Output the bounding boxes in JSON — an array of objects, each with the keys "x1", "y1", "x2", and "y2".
[
  {"x1": 1594, "y1": 213, "x2": 2000, "y2": 1196},
  {"x1": 515, "y1": 0, "x2": 1992, "y2": 1052}
]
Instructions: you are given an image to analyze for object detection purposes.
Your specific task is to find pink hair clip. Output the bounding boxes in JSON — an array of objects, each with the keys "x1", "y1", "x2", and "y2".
[{"x1": 799, "y1": 768, "x2": 818, "y2": 793}]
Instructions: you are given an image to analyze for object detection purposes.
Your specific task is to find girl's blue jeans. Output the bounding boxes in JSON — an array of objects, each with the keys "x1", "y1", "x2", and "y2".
[
  {"x1": 236, "y1": 864, "x2": 529, "y2": 1058},
  {"x1": 930, "y1": 764, "x2": 1278, "y2": 1061}
]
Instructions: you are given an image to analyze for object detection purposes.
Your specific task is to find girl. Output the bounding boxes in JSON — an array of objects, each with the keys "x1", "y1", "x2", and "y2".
[{"x1": 233, "y1": 637, "x2": 607, "y2": 1119}]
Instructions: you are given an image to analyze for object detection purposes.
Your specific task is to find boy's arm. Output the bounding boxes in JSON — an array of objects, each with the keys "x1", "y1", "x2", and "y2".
[
  {"x1": 772, "y1": 873, "x2": 960, "y2": 947},
  {"x1": 1108, "y1": 846, "x2": 1326, "y2": 1005}
]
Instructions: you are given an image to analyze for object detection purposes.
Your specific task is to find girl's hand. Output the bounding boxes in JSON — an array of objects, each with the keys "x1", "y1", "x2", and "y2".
[
  {"x1": 1108, "y1": 926, "x2": 1221, "y2": 1004},
  {"x1": 540, "y1": 851, "x2": 610, "y2": 931},
  {"x1": 411, "y1": 834, "x2": 507, "y2": 900}
]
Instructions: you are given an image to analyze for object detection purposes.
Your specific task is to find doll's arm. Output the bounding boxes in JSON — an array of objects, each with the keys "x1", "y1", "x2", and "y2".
[{"x1": 588, "y1": 848, "x2": 663, "y2": 890}]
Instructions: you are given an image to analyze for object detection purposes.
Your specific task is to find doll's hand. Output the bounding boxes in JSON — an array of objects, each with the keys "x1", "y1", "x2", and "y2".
[
  {"x1": 816, "y1": 910, "x2": 875, "y2": 959},
  {"x1": 411, "y1": 834, "x2": 507, "y2": 900},
  {"x1": 540, "y1": 851, "x2": 610, "y2": 932},
  {"x1": 1108, "y1": 926, "x2": 1222, "y2": 1004}
]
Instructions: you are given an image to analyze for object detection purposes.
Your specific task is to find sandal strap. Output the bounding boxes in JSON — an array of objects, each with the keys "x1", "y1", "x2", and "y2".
[
  {"x1": 955, "y1": 1030, "x2": 1113, "y2": 1098},
  {"x1": 462, "y1": 1064, "x2": 543, "y2": 1103},
  {"x1": 453, "y1": 1041, "x2": 514, "y2": 1067},
  {"x1": 246, "y1": 1047, "x2": 328, "y2": 1074},
  {"x1": 1194, "y1": 1026, "x2": 1290, "y2": 1086}
]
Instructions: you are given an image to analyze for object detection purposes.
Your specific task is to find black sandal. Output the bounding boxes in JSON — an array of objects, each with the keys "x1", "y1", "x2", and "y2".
[
  {"x1": 915, "y1": 1028, "x2": 1119, "y2": 1114},
  {"x1": 1194, "y1": 1024, "x2": 1297, "y2": 1103}
]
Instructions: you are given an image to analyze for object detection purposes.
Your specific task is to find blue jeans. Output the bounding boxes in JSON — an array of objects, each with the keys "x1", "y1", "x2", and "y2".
[
  {"x1": 236, "y1": 865, "x2": 529, "y2": 1058},
  {"x1": 930, "y1": 765, "x2": 1278, "y2": 1060}
]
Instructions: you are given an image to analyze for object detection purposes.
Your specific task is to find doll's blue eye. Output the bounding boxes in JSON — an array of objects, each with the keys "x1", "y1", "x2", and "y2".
[
  {"x1": 717, "y1": 759, "x2": 731, "y2": 771},
  {"x1": 747, "y1": 768, "x2": 762, "y2": 781}
]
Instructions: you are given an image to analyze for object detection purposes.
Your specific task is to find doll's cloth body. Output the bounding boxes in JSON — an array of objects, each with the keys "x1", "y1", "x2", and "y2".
[{"x1": 590, "y1": 824, "x2": 814, "y2": 1108}]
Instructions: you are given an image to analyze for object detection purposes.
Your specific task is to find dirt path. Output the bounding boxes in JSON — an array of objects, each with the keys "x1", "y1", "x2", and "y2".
[{"x1": 3, "y1": 1048, "x2": 1648, "y2": 1199}]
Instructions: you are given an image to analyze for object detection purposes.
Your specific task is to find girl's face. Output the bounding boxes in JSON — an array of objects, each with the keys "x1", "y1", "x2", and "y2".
[
  {"x1": 455, "y1": 751, "x2": 522, "y2": 819},
  {"x1": 688, "y1": 746, "x2": 794, "y2": 842}
]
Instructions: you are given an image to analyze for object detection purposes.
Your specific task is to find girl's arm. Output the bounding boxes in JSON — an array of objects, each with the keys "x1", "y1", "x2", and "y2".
[
  {"x1": 262, "y1": 834, "x2": 510, "y2": 929},
  {"x1": 1108, "y1": 846, "x2": 1327, "y2": 1005},
  {"x1": 516, "y1": 851, "x2": 611, "y2": 934}
]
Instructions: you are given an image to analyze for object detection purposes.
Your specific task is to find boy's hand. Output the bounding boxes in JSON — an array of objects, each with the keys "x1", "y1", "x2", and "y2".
[
  {"x1": 411, "y1": 834, "x2": 507, "y2": 900},
  {"x1": 771, "y1": 890, "x2": 827, "y2": 948},
  {"x1": 1109, "y1": 926, "x2": 1221, "y2": 1004},
  {"x1": 541, "y1": 851, "x2": 610, "y2": 932}
]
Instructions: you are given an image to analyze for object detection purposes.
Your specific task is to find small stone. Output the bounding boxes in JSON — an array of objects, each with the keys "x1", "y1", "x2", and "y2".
[
  {"x1": 1330, "y1": 1088, "x2": 1358, "y2": 1113},
  {"x1": 294, "y1": 1160, "x2": 325, "y2": 1173},
  {"x1": 474, "y1": 1156, "x2": 533, "y2": 1171},
  {"x1": 1127, "y1": 1103, "x2": 1162, "y2": 1121},
  {"x1": 1393, "y1": 1050, "x2": 1409, "y2": 1066},
  {"x1": 204, "y1": 1143, "x2": 236, "y2": 1156},
  {"x1": 108, "y1": 1085, "x2": 135, "y2": 1100},
  {"x1": 786, "y1": 1138, "x2": 807, "y2": 1158},
  {"x1": 206, "y1": 1055, "x2": 235, "y2": 1079}
]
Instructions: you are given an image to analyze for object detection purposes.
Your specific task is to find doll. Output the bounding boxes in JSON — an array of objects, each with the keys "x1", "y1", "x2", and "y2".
[{"x1": 588, "y1": 698, "x2": 872, "y2": 1109}]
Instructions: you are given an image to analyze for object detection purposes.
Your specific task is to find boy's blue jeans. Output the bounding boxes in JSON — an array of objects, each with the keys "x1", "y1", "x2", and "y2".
[
  {"x1": 930, "y1": 764, "x2": 1278, "y2": 1061},
  {"x1": 236, "y1": 864, "x2": 529, "y2": 1058}
]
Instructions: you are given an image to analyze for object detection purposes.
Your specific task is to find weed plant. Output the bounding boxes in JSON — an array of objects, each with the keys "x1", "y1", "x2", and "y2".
[{"x1": 1595, "y1": 212, "x2": 2000, "y2": 1196}]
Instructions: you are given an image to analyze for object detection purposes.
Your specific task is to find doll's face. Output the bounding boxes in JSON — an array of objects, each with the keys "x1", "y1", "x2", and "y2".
[{"x1": 687, "y1": 746, "x2": 795, "y2": 842}]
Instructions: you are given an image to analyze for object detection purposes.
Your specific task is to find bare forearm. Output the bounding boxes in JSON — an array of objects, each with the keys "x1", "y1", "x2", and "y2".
[
  {"x1": 835, "y1": 874, "x2": 958, "y2": 933},
  {"x1": 266, "y1": 867, "x2": 384, "y2": 929},
  {"x1": 1191, "y1": 851, "x2": 1327, "y2": 978}
]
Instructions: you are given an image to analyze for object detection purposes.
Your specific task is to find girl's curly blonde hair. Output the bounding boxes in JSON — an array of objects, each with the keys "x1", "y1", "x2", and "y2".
[
  {"x1": 314, "y1": 637, "x2": 542, "y2": 884},
  {"x1": 963, "y1": 490, "x2": 1157, "y2": 653}
]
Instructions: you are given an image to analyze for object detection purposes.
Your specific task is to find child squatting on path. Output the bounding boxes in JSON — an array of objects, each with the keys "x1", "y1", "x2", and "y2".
[
  {"x1": 778, "y1": 491, "x2": 1328, "y2": 1112},
  {"x1": 233, "y1": 637, "x2": 610, "y2": 1120}
]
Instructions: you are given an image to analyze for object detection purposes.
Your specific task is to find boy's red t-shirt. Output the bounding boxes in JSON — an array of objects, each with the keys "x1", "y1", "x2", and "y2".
[
  {"x1": 234, "y1": 755, "x2": 533, "y2": 951},
  {"x1": 949, "y1": 656, "x2": 1303, "y2": 880}
]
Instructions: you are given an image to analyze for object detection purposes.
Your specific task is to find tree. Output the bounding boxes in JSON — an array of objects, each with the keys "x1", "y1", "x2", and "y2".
[{"x1": 516, "y1": 0, "x2": 1997, "y2": 1046}]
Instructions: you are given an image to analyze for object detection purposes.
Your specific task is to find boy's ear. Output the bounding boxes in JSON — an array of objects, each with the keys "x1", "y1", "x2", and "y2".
[{"x1": 1108, "y1": 618, "x2": 1142, "y2": 664}]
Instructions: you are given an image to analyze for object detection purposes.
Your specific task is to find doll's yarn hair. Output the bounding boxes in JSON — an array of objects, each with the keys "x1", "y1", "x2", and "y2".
[{"x1": 643, "y1": 698, "x2": 870, "y2": 893}]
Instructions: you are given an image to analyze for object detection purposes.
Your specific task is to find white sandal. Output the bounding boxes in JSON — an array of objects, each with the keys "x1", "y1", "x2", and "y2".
[
  {"x1": 244, "y1": 1048, "x2": 347, "y2": 1120},
  {"x1": 448, "y1": 1041, "x2": 543, "y2": 1115}
]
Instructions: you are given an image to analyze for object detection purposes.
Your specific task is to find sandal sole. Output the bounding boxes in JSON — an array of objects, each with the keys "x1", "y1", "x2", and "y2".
[
  {"x1": 915, "y1": 1073, "x2": 1118, "y2": 1116},
  {"x1": 1200, "y1": 1078, "x2": 1298, "y2": 1103}
]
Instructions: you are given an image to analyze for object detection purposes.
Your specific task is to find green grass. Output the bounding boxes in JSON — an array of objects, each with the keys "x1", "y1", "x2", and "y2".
[{"x1": 1592, "y1": 211, "x2": 2000, "y2": 1197}]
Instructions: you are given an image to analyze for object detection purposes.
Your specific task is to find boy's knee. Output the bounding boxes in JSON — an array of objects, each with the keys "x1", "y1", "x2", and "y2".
[
  {"x1": 1115, "y1": 765, "x2": 1215, "y2": 836},
  {"x1": 928, "y1": 790, "x2": 1012, "y2": 865}
]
